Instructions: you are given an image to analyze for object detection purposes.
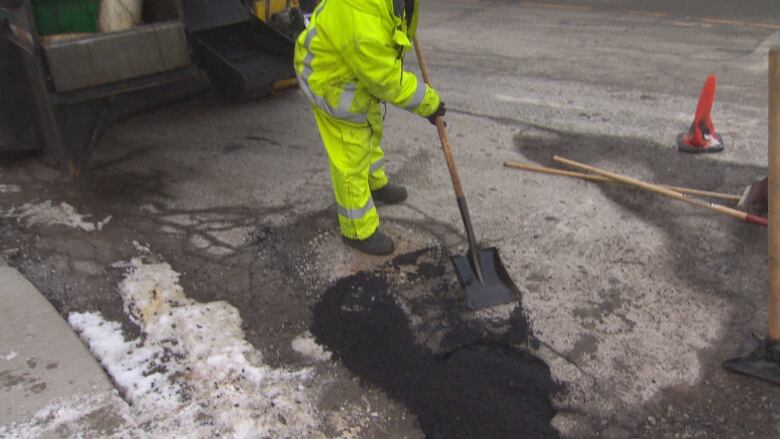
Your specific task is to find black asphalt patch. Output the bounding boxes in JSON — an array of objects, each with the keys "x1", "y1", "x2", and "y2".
[{"x1": 311, "y1": 249, "x2": 560, "y2": 439}]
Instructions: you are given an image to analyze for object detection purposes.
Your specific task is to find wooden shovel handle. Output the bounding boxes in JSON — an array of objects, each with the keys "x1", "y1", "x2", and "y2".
[
  {"x1": 413, "y1": 36, "x2": 465, "y2": 199},
  {"x1": 769, "y1": 48, "x2": 780, "y2": 341}
]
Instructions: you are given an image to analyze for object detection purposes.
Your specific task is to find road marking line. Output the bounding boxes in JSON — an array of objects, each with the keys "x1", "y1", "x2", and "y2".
[
  {"x1": 519, "y1": 3, "x2": 780, "y2": 31},
  {"x1": 700, "y1": 17, "x2": 780, "y2": 30},
  {"x1": 672, "y1": 21, "x2": 700, "y2": 27},
  {"x1": 627, "y1": 11, "x2": 671, "y2": 18},
  {"x1": 494, "y1": 93, "x2": 587, "y2": 111},
  {"x1": 701, "y1": 18, "x2": 747, "y2": 26},
  {"x1": 747, "y1": 22, "x2": 780, "y2": 30},
  {"x1": 520, "y1": 2, "x2": 592, "y2": 12}
]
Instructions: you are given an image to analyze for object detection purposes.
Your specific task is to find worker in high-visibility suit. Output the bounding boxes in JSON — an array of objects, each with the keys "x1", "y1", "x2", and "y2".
[{"x1": 294, "y1": 0, "x2": 445, "y2": 255}]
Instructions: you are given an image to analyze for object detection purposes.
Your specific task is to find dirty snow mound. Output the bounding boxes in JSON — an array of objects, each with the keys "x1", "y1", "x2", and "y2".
[
  {"x1": 3, "y1": 201, "x2": 111, "y2": 231},
  {"x1": 69, "y1": 257, "x2": 322, "y2": 437}
]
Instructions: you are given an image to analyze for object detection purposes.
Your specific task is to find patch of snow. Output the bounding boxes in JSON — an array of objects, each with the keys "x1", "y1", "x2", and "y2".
[
  {"x1": 208, "y1": 227, "x2": 253, "y2": 248},
  {"x1": 140, "y1": 203, "x2": 159, "y2": 214},
  {"x1": 292, "y1": 332, "x2": 332, "y2": 362},
  {"x1": 96, "y1": 215, "x2": 112, "y2": 231},
  {"x1": 190, "y1": 234, "x2": 210, "y2": 249},
  {"x1": 471, "y1": 302, "x2": 518, "y2": 322},
  {"x1": 0, "y1": 184, "x2": 20, "y2": 193},
  {"x1": 159, "y1": 225, "x2": 184, "y2": 236},
  {"x1": 68, "y1": 257, "x2": 323, "y2": 437},
  {"x1": 131, "y1": 240, "x2": 150, "y2": 253},
  {"x1": 2, "y1": 201, "x2": 110, "y2": 232},
  {"x1": 68, "y1": 312, "x2": 182, "y2": 412},
  {"x1": 110, "y1": 260, "x2": 130, "y2": 269},
  {"x1": 205, "y1": 245, "x2": 234, "y2": 257},
  {"x1": 162, "y1": 214, "x2": 195, "y2": 226},
  {"x1": 1, "y1": 351, "x2": 18, "y2": 361}
]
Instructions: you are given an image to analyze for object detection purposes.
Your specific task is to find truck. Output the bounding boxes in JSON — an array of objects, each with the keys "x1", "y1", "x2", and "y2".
[{"x1": 0, "y1": 0, "x2": 306, "y2": 175}]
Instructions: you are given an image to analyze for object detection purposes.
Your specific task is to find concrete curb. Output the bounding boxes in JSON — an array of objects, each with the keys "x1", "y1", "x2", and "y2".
[{"x1": 0, "y1": 266, "x2": 131, "y2": 436}]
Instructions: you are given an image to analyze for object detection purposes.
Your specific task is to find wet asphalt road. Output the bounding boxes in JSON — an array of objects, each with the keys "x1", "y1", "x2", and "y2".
[
  {"x1": 542, "y1": 0, "x2": 780, "y2": 22},
  {"x1": 3, "y1": 0, "x2": 780, "y2": 437}
]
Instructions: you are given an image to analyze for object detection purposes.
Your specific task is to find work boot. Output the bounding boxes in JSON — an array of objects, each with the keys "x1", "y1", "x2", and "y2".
[
  {"x1": 342, "y1": 230, "x2": 395, "y2": 256},
  {"x1": 372, "y1": 183, "x2": 408, "y2": 205}
]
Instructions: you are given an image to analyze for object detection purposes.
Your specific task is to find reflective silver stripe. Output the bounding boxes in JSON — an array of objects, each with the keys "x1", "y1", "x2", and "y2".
[
  {"x1": 338, "y1": 198, "x2": 375, "y2": 220},
  {"x1": 297, "y1": 28, "x2": 318, "y2": 107},
  {"x1": 369, "y1": 159, "x2": 385, "y2": 174},
  {"x1": 404, "y1": 79, "x2": 427, "y2": 111},
  {"x1": 304, "y1": 26, "x2": 316, "y2": 48},
  {"x1": 297, "y1": 26, "x2": 367, "y2": 123},
  {"x1": 337, "y1": 83, "x2": 358, "y2": 115}
]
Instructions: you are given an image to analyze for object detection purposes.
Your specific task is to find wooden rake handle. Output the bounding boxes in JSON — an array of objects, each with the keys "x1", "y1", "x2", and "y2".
[
  {"x1": 503, "y1": 161, "x2": 742, "y2": 202},
  {"x1": 552, "y1": 156, "x2": 768, "y2": 227}
]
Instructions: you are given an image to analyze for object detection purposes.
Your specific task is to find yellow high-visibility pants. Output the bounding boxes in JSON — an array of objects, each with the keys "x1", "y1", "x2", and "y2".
[{"x1": 313, "y1": 103, "x2": 389, "y2": 240}]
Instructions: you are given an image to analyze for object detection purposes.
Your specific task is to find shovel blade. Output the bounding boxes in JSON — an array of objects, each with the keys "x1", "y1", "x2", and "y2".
[
  {"x1": 723, "y1": 334, "x2": 780, "y2": 386},
  {"x1": 451, "y1": 247, "x2": 517, "y2": 310}
]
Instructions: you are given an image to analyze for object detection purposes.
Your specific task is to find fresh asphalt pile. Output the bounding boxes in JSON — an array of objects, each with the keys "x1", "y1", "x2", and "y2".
[{"x1": 311, "y1": 249, "x2": 560, "y2": 439}]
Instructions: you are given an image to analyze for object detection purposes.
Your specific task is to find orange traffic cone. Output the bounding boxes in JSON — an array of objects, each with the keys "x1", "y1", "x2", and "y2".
[{"x1": 677, "y1": 75, "x2": 724, "y2": 153}]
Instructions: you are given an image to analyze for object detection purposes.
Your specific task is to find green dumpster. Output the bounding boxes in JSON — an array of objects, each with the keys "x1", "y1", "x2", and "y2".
[{"x1": 31, "y1": 0, "x2": 99, "y2": 36}]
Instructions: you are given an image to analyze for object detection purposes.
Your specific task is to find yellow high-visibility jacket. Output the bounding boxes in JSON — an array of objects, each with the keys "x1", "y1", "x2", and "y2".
[{"x1": 294, "y1": 0, "x2": 440, "y2": 124}]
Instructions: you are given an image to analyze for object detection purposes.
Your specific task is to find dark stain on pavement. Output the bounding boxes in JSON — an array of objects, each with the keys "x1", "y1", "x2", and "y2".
[
  {"x1": 0, "y1": 370, "x2": 29, "y2": 388},
  {"x1": 514, "y1": 129, "x2": 767, "y2": 298},
  {"x1": 246, "y1": 136, "x2": 282, "y2": 147},
  {"x1": 513, "y1": 128, "x2": 780, "y2": 438},
  {"x1": 222, "y1": 144, "x2": 244, "y2": 154},
  {"x1": 0, "y1": 369, "x2": 47, "y2": 394},
  {"x1": 29, "y1": 382, "x2": 47, "y2": 393},
  {"x1": 311, "y1": 248, "x2": 560, "y2": 439},
  {"x1": 78, "y1": 170, "x2": 169, "y2": 203},
  {"x1": 569, "y1": 333, "x2": 599, "y2": 364}
]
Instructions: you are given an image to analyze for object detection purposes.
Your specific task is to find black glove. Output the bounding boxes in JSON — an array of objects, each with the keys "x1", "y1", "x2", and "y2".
[{"x1": 427, "y1": 102, "x2": 446, "y2": 125}]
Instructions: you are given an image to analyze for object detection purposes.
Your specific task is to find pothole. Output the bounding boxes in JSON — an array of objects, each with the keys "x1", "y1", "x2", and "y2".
[{"x1": 311, "y1": 248, "x2": 560, "y2": 438}]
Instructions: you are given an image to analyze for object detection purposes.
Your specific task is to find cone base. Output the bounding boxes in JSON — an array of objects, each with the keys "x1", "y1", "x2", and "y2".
[{"x1": 677, "y1": 132, "x2": 724, "y2": 154}]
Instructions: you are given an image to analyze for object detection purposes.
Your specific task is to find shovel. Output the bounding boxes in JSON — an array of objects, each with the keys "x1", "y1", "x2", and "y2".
[{"x1": 413, "y1": 36, "x2": 517, "y2": 310}]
